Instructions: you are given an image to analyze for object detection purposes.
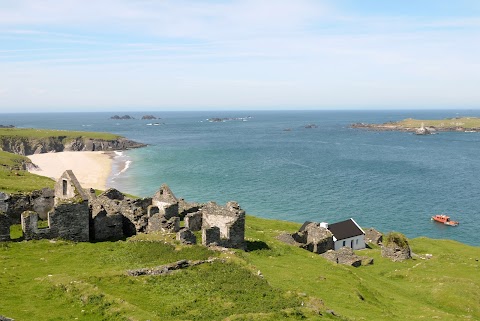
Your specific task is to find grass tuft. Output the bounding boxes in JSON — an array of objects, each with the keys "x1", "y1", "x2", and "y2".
[{"x1": 383, "y1": 232, "x2": 409, "y2": 248}]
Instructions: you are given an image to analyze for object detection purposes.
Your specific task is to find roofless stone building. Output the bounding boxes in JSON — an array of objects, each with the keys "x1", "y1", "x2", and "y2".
[
  {"x1": 0, "y1": 170, "x2": 246, "y2": 250},
  {"x1": 22, "y1": 170, "x2": 90, "y2": 241}
]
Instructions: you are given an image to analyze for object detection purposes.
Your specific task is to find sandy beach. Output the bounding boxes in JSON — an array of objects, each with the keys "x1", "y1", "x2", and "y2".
[{"x1": 28, "y1": 151, "x2": 113, "y2": 191}]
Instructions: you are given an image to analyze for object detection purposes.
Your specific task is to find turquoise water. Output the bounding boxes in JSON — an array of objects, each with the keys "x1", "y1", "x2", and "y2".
[{"x1": 2, "y1": 110, "x2": 479, "y2": 246}]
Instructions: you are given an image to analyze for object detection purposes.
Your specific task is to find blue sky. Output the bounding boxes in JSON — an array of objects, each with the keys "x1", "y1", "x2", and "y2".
[{"x1": 1, "y1": 0, "x2": 479, "y2": 112}]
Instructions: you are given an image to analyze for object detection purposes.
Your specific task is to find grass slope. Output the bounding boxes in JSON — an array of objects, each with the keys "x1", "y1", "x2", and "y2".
[
  {"x1": 0, "y1": 235, "x2": 304, "y2": 321},
  {"x1": 243, "y1": 216, "x2": 480, "y2": 320},
  {"x1": 0, "y1": 128, "x2": 120, "y2": 140},
  {"x1": 0, "y1": 150, "x2": 54, "y2": 193},
  {"x1": 1, "y1": 216, "x2": 478, "y2": 321}
]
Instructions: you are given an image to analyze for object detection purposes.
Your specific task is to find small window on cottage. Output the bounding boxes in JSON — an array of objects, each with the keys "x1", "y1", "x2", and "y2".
[
  {"x1": 342, "y1": 241, "x2": 346, "y2": 246},
  {"x1": 62, "y1": 179, "x2": 68, "y2": 196},
  {"x1": 356, "y1": 239, "x2": 359, "y2": 244}
]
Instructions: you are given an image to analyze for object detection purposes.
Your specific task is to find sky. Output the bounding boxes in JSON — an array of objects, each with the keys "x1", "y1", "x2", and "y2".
[{"x1": 1, "y1": 0, "x2": 480, "y2": 112}]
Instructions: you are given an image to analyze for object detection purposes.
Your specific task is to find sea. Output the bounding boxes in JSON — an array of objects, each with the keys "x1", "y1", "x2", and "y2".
[{"x1": 2, "y1": 110, "x2": 479, "y2": 247}]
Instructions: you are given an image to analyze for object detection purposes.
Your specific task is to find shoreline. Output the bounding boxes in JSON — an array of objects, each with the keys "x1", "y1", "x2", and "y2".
[{"x1": 28, "y1": 151, "x2": 114, "y2": 191}]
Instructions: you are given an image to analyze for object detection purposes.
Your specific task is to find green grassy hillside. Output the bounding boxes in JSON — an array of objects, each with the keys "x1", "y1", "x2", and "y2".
[
  {"x1": 0, "y1": 150, "x2": 54, "y2": 193},
  {"x1": 393, "y1": 117, "x2": 480, "y2": 129},
  {"x1": 1, "y1": 217, "x2": 478, "y2": 321},
  {"x1": 0, "y1": 128, "x2": 120, "y2": 140}
]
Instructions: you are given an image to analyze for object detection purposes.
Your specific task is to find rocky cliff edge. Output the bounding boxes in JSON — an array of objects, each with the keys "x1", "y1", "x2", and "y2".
[{"x1": 0, "y1": 136, "x2": 146, "y2": 156}]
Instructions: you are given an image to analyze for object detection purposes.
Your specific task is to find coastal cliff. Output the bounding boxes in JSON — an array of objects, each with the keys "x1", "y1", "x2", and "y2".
[
  {"x1": 0, "y1": 128, "x2": 145, "y2": 156},
  {"x1": 0, "y1": 136, "x2": 145, "y2": 155}
]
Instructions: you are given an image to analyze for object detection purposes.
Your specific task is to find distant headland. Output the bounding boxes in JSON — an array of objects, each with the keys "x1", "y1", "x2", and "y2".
[
  {"x1": 0, "y1": 128, "x2": 145, "y2": 155},
  {"x1": 351, "y1": 117, "x2": 480, "y2": 134}
]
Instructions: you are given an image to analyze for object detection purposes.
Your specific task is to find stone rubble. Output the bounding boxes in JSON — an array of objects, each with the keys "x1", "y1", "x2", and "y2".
[
  {"x1": 321, "y1": 247, "x2": 373, "y2": 267},
  {"x1": 126, "y1": 258, "x2": 220, "y2": 276}
]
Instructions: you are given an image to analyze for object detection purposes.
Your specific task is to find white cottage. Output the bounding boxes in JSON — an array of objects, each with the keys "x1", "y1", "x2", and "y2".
[{"x1": 327, "y1": 218, "x2": 365, "y2": 250}]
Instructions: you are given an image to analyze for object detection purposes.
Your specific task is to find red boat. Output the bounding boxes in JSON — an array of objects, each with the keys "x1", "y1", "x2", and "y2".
[{"x1": 431, "y1": 214, "x2": 459, "y2": 226}]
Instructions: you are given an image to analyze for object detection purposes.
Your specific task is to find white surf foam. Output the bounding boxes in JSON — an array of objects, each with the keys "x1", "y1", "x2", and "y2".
[{"x1": 115, "y1": 160, "x2": 132, "y2": 177}]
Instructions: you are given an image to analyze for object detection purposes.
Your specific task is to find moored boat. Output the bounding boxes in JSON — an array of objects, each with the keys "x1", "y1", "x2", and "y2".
[{"x1": 431, "y1": 214, "x2": 459, "y2": 226}]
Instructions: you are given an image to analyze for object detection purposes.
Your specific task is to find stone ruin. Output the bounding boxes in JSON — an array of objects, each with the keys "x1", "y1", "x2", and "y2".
[
  {"x1": 0, "y1": 187, "x2": 55, "y2": 240},
  {"x1": 381, "y1": 243, "x2": 412, "y2": 262},
  {"x1": 381, "y1": 233, "x2": 412, "y2": 262},
  {"x1": 147, "y1": 184, "x2": 180, "y2": 234},
  {"x1": 293, "y1": 222, "x2": 334, "y2": 254},
  {"x1": 365, "y1": 228, "x2": 383, "y2": 245},
  {"x1": 201, "y1": 201, "x2": 245, "y2": 249},
  {"x1": 0, "y1": 170, "x2": 246, "y2": 250},
  {"x1": 278, "y1": 222, "x2": 334, "y2": 255},
  {"x1": 89, "y1": 188, "x2": 151, "y2": 240},
  {"x1": 321, "y1": 248, "x2": 373, "y2": 267},
  {"x1": 21, "y1": 171, "x2": 90, "y2": 242},
  {"x1": 0, "y1": 188, "x2": 55, "y2": 222}
]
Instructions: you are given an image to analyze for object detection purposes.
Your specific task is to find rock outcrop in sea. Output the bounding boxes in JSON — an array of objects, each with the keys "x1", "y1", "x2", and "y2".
[
  {"x1": 110, "y1": 115, "x2": 134, "y2": 120},
  {"x1": 141, "y1": 115, "x2": 158, "y2": 120}
]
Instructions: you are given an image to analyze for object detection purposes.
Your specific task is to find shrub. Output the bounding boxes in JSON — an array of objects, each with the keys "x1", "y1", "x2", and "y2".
[{"x1": 383, "y1": 232, "x2": 409, "y2": 248}]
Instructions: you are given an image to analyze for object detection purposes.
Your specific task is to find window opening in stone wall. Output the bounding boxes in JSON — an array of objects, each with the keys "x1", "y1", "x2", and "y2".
[
  {"x1": 62, "y1": 179, "x2": 68, "y2": 195},
  {"x1": 37, "y1": 219, "x2": 49, "y2": 229}
]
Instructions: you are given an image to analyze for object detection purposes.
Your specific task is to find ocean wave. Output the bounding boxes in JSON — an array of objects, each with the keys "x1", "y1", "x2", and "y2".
[
  {"x1": 115, "y1": 160, "x2": 132, "y2": 176},
  {"x1": 114, "y1": 151, "x2": 124, "y2": 157}
]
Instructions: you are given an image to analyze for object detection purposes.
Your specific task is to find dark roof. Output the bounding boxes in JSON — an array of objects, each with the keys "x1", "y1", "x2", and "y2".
[{"x1": 328, "y1": 218, "x2": 364, "y2": 240}]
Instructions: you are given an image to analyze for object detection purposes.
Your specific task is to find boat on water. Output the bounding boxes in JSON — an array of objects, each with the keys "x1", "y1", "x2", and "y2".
[{"x1": 431, "y1": 214, "x2": 459, "y2": 226}]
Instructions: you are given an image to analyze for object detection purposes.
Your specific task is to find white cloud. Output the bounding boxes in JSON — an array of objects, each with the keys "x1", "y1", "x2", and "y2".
[{"x1": 0, "y1": 1, "x2": 480, "y2": 110}]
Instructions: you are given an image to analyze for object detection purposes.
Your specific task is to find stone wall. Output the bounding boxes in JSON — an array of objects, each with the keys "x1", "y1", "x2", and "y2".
[
  {"x1": 201, "y1": 201, "x2": 245, "y2": 249},
  {"x1": 202, "y1": 226, "x2": 221, "y2": 246},
  {"x1": 90, "y1": 204, "x2": 124, "y2": 241},
  {"x1": 147, "y1": 212, "x2": 180, "y2": 233},
  {"x1": 0, "y1": 189, "x2": 55, "y2": 223},
  {"x1": 0, "y1": 192, "x2": 8, "y2": 213},
  {"x1": 52, "y1": 201, "x2": 89, "y2": 241},
  {"x1": 0, "y1": 213, "x2": 11, "y2": 242},
  {"x1": 21, "y1": 211, "x2": 54, "y2": 240},
  {"x1": 381, "y1": 243, "x2": 412, "y2": 262},
  {"x1": 22, "y1": 201, "x2": 90, "y2": 242},
  {"x1": 177, "y1": 228, "x2": 196, "y2": 245},
  {"x1": 90, "y1": 188, "x2": 151, "y2": 237},
  {"x1": 31, "y1": 188, "x2": 55, "y2": 219},
  {"x1": 178, "y1": 199, "x2": 203, "y2": 219},
  {"x1": 185, "y1": 211, "x2": 202, "y2": 231},
  {"x1": 119, "y1": 198, "x2": 152, "y2": 235}
]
